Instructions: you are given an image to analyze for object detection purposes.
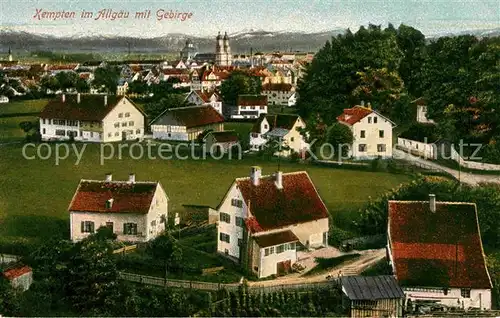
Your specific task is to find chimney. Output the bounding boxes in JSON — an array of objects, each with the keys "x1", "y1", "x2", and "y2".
[
  {"x1": 360, "y1": 100, "x2": 365, "y2": 107},
  {"x1": 77, "y1": 93, "x2": 81, "y2": 103},
  {"x1": 62, "y1": 94, "x2": 66, "y2": 102},
  {"x1": 429, "y1": 194, "x2": 436, "y2": 212},
  {"x1": 367, "y1": 102, "x2": 372, "y2": 109},
  {"x1": 275, "y1": 171, "x2": 283, "y2": 189},
  {"x1": 250, "y1": 166, "x2": 261, "y2": 186},
  {"x1": 105, "y1": 173, "x2": 112, "y2": 182},
  {"x1": 128, "y1": 173, "x2": 136, "y2": 183},
  {"x1": 104, "y1": 95, "x2": 108, "y2": 106}
]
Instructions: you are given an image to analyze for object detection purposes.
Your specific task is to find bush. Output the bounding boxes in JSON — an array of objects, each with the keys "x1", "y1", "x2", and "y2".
[{"x1": 329, "y1": 227, "x2": 356, "y2": 247}]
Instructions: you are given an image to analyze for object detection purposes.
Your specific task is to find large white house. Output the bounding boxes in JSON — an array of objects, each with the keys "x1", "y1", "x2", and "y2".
[
  {"x1": 68, "y1": 173, "x2": 168, "y2": 242},
  {"x1": 150, "y1": 105, "x2": 224, "y2": 141},
  {"x1": 249, "y1": 114, "x2": 309, "y2": 156},
  {"x1": 230, "y1": 94, "x2": 268, "y2": 119},
  {"x1": 387, "y1": 195, "x2": 492, "y2": 310},
  {"x1": 185, "y1": 89, "x2": 223, "y2": 115},
  {"x1": 261, "y1": 83, "x2": 295, "y2": 106},
  {"x1": 217, "y1": 167, "x2": 329, "y2": 278},
  {"x1": 337, "y1": 104, "x2": 395, "y2": 159},
  {"x1": 39, "y1": 94, "x2": 146, "y2": 142}
]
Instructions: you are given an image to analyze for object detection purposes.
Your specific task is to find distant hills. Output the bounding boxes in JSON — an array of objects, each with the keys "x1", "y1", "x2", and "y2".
[{"x1": 0, "y1": 27, "x2": 498, "y2": 55}]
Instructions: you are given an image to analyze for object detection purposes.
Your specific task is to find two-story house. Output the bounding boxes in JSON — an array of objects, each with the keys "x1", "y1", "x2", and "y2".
[
  {"x1": 69, "y1": 173, "x2": 168, "y2": 242},
  {"x1": 39, "y1": 94, "x2": 146, "y2": 142},
  {"x1": 261, "y1": 83, "x2": 295, "y2": 106},
  {"x1": 387, "y1": 195, "x2": 492, "y2": 310},
  {"x1": 337, "y1": 104, "x2": 395, "y2": 159},
  {"x1": 230, "y1": 95, "x2": 268, "y2": 119},
  {"x1": 217, "y1": 167, "x2": 329, "y2": 278},
  {"x1": 249, "y1": 114, "x2": 308, "y2": 156},
  {"x1": 150, "y1": 105, "x2": 224, "y2": 141},
  {"x1": 184, "y1": 90, "x2": 223, "y2": 115}
]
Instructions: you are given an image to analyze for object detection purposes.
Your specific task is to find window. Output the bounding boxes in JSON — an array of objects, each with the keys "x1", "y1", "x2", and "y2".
[
  {"x1": 236, "y1": 217, "x2": 244, "y2": 227},
  {"x1": 358, "y1": 144, "x2": 367, "y2": 152},
  {"x1": 368, "y1": 117, "x2": 372, "y2": 124},
  {"x1": 374, "y1": 117, "x2": 378, "y2": 124},
  {"x1": 265, "y1": 248, "x2": 270, "y2": 256},
  {"x1": 264, "y1": 124, "x2": 268, "y2": 129},
  {"x1": 115, "y1": 132, "x2": 119, "y2": 136},
  {"x1": 67, "y1": 120, "x2": 78, "y2": 126},
  {"x1": 123, "y1": 223, "x2": 138, "y2": 235},
  {"x1": 151, "y1": 220, "x2": 156, "y2": 227},
  {"x1": 238, "y1": 238, "x2": 243, "y2": 246},
  {"x1": 114, "y1": 123, "x2": 120, "y2": 128},
  {"x1": 125, "y1": 112, "x2": 130, "y2": 117},
  {"x1": 81, "y1": 221, "x2": 95, "y2": 233},
  {"x1": 42, "y1": 128, "x2": 46, "y2": 134},
  {"x1": 219, "y1": 232, "x2": 230, "y2": 243},
  {"x1": 276, "y1": 244, "x2": 285, "y2": 254},
  {"x1": 288, "y1": 242, "x2": 296, "y2": 250},
  {"x1": 251, "y1": 133, "x2": 259, "y2": 138},
  {"x1": 461, "y1": 288, "x2": 471, "y2": 298},
  {"x1": 43, "y1": 119, "x2": 46, "y2": 124},
  {"x1": 108, "y1": 133, "x2": 112, "y2": 137},
  {"x1": 55, "y1": 129, "x2": 65, "y2": 136},
  {"x1": 377, "y1": 144, "x2": 386, "y2": 152},
  {"x1": 220, "y1": 212, "x2": 230, "y2": 223},
  {"x1": 53, "y1": 119, "x2": 65, "y2": 125},
  {"x1": 129, "y1": 121, "x2": 134, "y2": 126},
  {"x1": 360, "y1": 130, "x2": 366, "y2": 138},
  {"x1": 231, "y1": 198, "x2": 243, "y2": 208},
  {"x1": 122, "y1": 122, "x2": 127, "y2": 127},
  {"x1": 118, "y1": 113, "x2": 123, "y2": 118},
  {"x1": 290, "y1": 137, "x2": 294, "y2": 142},
  {"x1": 443, "y1": 288, "x2": 449, "y2": 295},
  {"x1": 260, "y1": 106, "x2": 265, "y2": 110},
  {"x1": 379, "y1": 130, "x2": 384, "y2": 138},
  {"x1": 136, "y1": 129, "x2": 141, "y2": 134}
]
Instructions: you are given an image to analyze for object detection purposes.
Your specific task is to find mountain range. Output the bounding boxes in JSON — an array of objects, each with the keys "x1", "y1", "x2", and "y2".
[{"x1": 0, "y1": 27, "x2": 498, "y2": 55}]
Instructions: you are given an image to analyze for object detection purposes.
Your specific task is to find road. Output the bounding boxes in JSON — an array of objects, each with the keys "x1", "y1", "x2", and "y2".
[{"x1": 393, "y1": 149, "x2": 500, "y2": 186}]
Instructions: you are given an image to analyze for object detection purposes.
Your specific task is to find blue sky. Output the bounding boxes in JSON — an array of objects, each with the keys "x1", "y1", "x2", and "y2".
[{"x1": 0, "y1": 0, "x2": 499, "y2": 37}]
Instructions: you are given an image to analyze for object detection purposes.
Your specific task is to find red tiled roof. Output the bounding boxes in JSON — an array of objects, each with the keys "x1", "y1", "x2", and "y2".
[
  {"x1": 236, "y1": 171, "x2": 329, "y2": 232},
  {"x1": 48, "y1": 64, "x2": 77, "y2": 71},
  {"x1": 3, "y1": 265, "x2": 32, "y2": 280},
  {"x1": 151, "y1": 105, "x2": 224, "y2": 129},
  {"x1": 163, "y1": 68, "x2": 189, "y2": 75},
  {"x1": 39, "y1": 95, "x2": 124, "y2": 121},
  {"x1": 209, "y1": 131, "x2": 239, "y2": 143},
  {"x1": 253, "y1": 230, "x2": 299, "y2": 248},
  {"x1": 238, "y1": 95, "x2": 268, "y2": 107},
  {"x1": 388, "y1": 201, "x2": 492, "y2": 289},
  {"x1": 336, "y1": 106, "x2": 373, "y2": 125},
  {"x1": 79, "y1": 73, "x2": 91, "y2": 79},
  {"x1": 69, "y1": 180, "x2": 159, "y2": 214},
  {"x1": 262, "y1": 83, "x2": 293, "y2": 92}
]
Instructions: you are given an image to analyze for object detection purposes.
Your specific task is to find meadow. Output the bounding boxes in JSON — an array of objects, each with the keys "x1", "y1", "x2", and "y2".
[
  {"x1": 0, "y1": 142, "x2": 410, "y2": 248},
  {"x1": 0, "y1": 99, "x2": 47, "y2": 143}
]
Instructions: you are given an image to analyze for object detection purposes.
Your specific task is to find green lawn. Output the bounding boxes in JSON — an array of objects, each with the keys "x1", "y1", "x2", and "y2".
[
  {"x1": 0, "y1": 116, "x2": 38, "y2": 143},
  {"x1": 225, "y1": 122, "x2": 254, "y2": 145},
  {"x1": 0, "y1": 143, "x2": 410, "y2": 247},
  {"x1": 0, "y1": 99, "x2": 48, "y2": 115}
]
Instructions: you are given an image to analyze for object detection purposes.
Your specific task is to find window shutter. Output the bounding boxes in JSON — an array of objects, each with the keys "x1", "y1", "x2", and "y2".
[
  {"x1": 81, "y1": 221, "x2": 84, "y2": 233},
  {"x1": 90, "y1": 222, "x2": 95, "y2": 233}
]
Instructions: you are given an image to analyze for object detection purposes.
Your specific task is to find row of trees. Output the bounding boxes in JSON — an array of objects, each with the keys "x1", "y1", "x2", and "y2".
[{"x1": 297, "y1": 24, "x2": 500, "y2": 162}]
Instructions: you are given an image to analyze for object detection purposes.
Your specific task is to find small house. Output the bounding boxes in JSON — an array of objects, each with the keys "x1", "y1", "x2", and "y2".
[
  {"x1": 203, "y1": 130, "x2": 240, "y2": 155},
  {"x1": 2, "y1": 265, "x2": 33, "y2": 292}
]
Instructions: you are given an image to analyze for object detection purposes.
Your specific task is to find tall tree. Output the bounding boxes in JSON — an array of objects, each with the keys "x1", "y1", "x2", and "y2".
[
  {"x1": 220, "y1": 71, "x2": 261, "y2": 105},
  {"x1": 92, "y1": 65, "x2": 120, "y2": 94},
  {"x1": 146, "y1": 232, "x2": 182, "y2": 279}
]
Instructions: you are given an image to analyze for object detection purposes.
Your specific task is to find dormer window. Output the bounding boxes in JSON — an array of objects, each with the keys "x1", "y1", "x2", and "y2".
[{"x1": 374, "y1": 117, "x2": 378, "y2": 124}]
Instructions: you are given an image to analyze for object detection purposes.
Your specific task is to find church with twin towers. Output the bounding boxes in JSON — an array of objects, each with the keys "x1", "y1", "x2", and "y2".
[{"x1": 215, "y1": 31, "x2": 232, "y2": 66}]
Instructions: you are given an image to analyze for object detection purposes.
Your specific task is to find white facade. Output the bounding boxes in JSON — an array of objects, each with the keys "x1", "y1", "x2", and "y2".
[
  {"x1": 185, "y1": 90, "x2": 223, "y2": 115},
  {"x1": 231, "y1": 105, "x2": 268, "y2": 119},
  {"x1": 69, "y1": 181, "x2": 168, "y2": 243},
  {"x1": 404, "y1": 287, "x2": 491, "y2": 311},
  {"x1": 346, "y1": 112, "x2": 394, "y2": 159},
  {"x1": 255, "y1": 239, "x2": 297, "y2": 278},
  {"x1": 397, "y1": 137, "x2": 437, "y2": 159},
  {"x1": 288, "y1": 92, "x2": 297, "y2": 107},
  {"x1": 262, "y1": 87, "x2": 295, "y2": 106},
  {"x1": 151, "y1": 125, "x2": 189, "y2": 141},
  {"x1": 40, "y1": 96, "x2": 145, "y2": 143},
  {"x1": 417, "y1": 105, "x2": 435, "y2": 124},
  {"x1": 0, "y1": 95, "x2": 9, "y2": 103},
  {"x1": 217, "y1": 183, "x2": 247, "y2": 259}
]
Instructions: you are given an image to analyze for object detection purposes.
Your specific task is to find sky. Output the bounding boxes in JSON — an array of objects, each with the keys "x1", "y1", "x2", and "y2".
[{"x1": 0, "y1": 0, "x2": 499, "y2": 37}]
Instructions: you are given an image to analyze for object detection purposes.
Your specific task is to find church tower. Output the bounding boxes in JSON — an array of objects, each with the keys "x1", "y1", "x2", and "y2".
[
  {"x1": 215, "y1": 31, "x2": 232, "y2": 66},
  {"x1": 223, "y1": 32, "x2": 232, "y2": 66},
  {"x1": 8, "y1": 47, "x2": 12, "y2": 62}
]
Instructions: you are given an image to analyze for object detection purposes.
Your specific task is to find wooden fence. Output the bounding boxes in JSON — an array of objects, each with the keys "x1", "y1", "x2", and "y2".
[
  {"x1": 118, "y1": 271, "x2": 337, "y2": 294},
  {"x1": 0, "y1": 253, "x2": 21, "y2": 264},
  {"x1": 113, "y1": 245, "x2": 137, "y2": 255}
]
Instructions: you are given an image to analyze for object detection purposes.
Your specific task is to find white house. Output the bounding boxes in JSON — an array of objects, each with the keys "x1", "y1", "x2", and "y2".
[
  {"x1": 387, "y1": 195, "x2": 492, "y2": 311},
  {"x1": 261, "y1": 83, "x2": 295, "y2": 106},
  {"x1": 185, "y1": 90, "x2": 223, "y2": 115},
  {"x1": 150, "y1": 105, "x2": 224, "y2": 141},
  {"x1": 230, "y1": 94, "x2": 268, "y2": 119},
  {"x1": 413, "y1": 98, "x2": 435, "y2": 124},
  {"x1": 249, "y1": 114, "x2": 308, "y2": 156},
  {"x1": 0, "y1": 95, "x2": 9, "y2": 103},
  {"x1": 217, "y1": 167, "x2": 330, "y2": 278},
  {"x1": 39, "y1": 94, "x2": 146, "y2": 142},
  {"x1": 337, "y1": 104, "x2": 396, "y2": 159},
  {"x1": 203, "y1": 130, "x2": 240, "y2": 155},
  {"x1": 287, "y1": 92, "x2": 297, "y2": 107},
  {"x1": 68, "y1": 173, "x2": 168, "y2": 242},
  {"x1": 2, "y1": 265, "x2": 33, "y2": 292}
]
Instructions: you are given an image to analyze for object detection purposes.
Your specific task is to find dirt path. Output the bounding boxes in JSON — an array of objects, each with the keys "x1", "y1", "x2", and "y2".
[
  {"x1": 393, "y1": 149, "x2": 500, "y2": 186},
  {"x1": 247, "y1": 249, "x2": 385, "y2": 287}
]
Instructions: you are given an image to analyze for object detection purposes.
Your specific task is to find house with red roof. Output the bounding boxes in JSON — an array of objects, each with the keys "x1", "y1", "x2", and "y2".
[
  {"x1": 337, "y1": 103, "x2": 395, "y2": 159},
  {"x1": 185, "y1": 89, "x2": 223, "y2": 115},
  {"x1": 150, "y1": 105, "x2": 224, "y2": 141},
  {"x1": 39, "y1": 94, "x2": 146, "y2": 142},
  {"x1": 2, "y1": 265, "x2": 33, "y2": 292},
  {"x1": 387, "y1": 194, "x2": 492, "y2": 310},
  {"x1": 68, "y1": 173, "x2": 168, "y2": 242},
  {"x1": 231, "y1": 94, "x2": 268, "y2": 119},
  {"x1": 216, "y1": 167, "x2": 329, "y2": 278}
]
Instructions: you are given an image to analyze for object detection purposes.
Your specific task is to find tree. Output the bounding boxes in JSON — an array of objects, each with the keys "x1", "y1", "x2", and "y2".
[
  {"x1": 0, "y1": 274, "x2": 20, "y2": 316},
  {"x1": 40, "y1": 75, "x2": 60, "y2": 93},
  {"x1": 146, "y1": 232, "x2": 182, "y2": 279},
  {"x1": 55, "y1": 71, "x2": 79, "y2": 91},
  {"x1": 94, "y1": 226, "x2": 117, "y2": 241},
  {"x1": 144, "y1": 94, "x2": 187, "y2": 119},
  {"x1": 326, "y1": 123, "x2": 354, "y2": 157},
  {"x1": 92, "y1": 65, "x2": 120, "y2": 94},
  {"x1": 220, "y1": 71, "x2": 261, "y2": 105},
  {"x1": 75, "y1": 78, "x2": 90, "y2": 93}
]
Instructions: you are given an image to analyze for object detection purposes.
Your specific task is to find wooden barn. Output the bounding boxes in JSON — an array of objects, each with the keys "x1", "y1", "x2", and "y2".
[{"x1": 340, "y1": 275, "x2": 405, "y2": 317}]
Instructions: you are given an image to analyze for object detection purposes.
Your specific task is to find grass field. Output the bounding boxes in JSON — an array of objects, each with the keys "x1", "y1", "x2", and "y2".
[
  {"x1": 0, "y1": 142, "x2": 410, "y2": 247},
  {"x1": 0, "y1": 116, "x2": 38, "y2": 143},
  {"x1": 225, "y1": 122, "x2": 254, "y2": 145},
  {"x1": 0, "y1": 99, "x2": 48, "y2": 115}
]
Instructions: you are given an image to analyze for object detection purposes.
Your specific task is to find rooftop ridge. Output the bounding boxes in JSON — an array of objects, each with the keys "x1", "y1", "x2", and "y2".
[
  {"x1": 389, "y1": 200, "x2": 476, "y2": 206},
  {"x1": 80, "y1": 179, "x2": 158, "y2": 184},
  {"x1": 235, "y1": 171, "x2": 307, "y2": 182}
]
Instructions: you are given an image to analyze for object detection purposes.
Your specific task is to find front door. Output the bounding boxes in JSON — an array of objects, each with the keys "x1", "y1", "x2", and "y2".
[
  {"x1": 106, "y1": 222, "x2": 114, "y2": 233},
  {"x1": 276, "y1": 260, "x2": 291, "y2": 276}
]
